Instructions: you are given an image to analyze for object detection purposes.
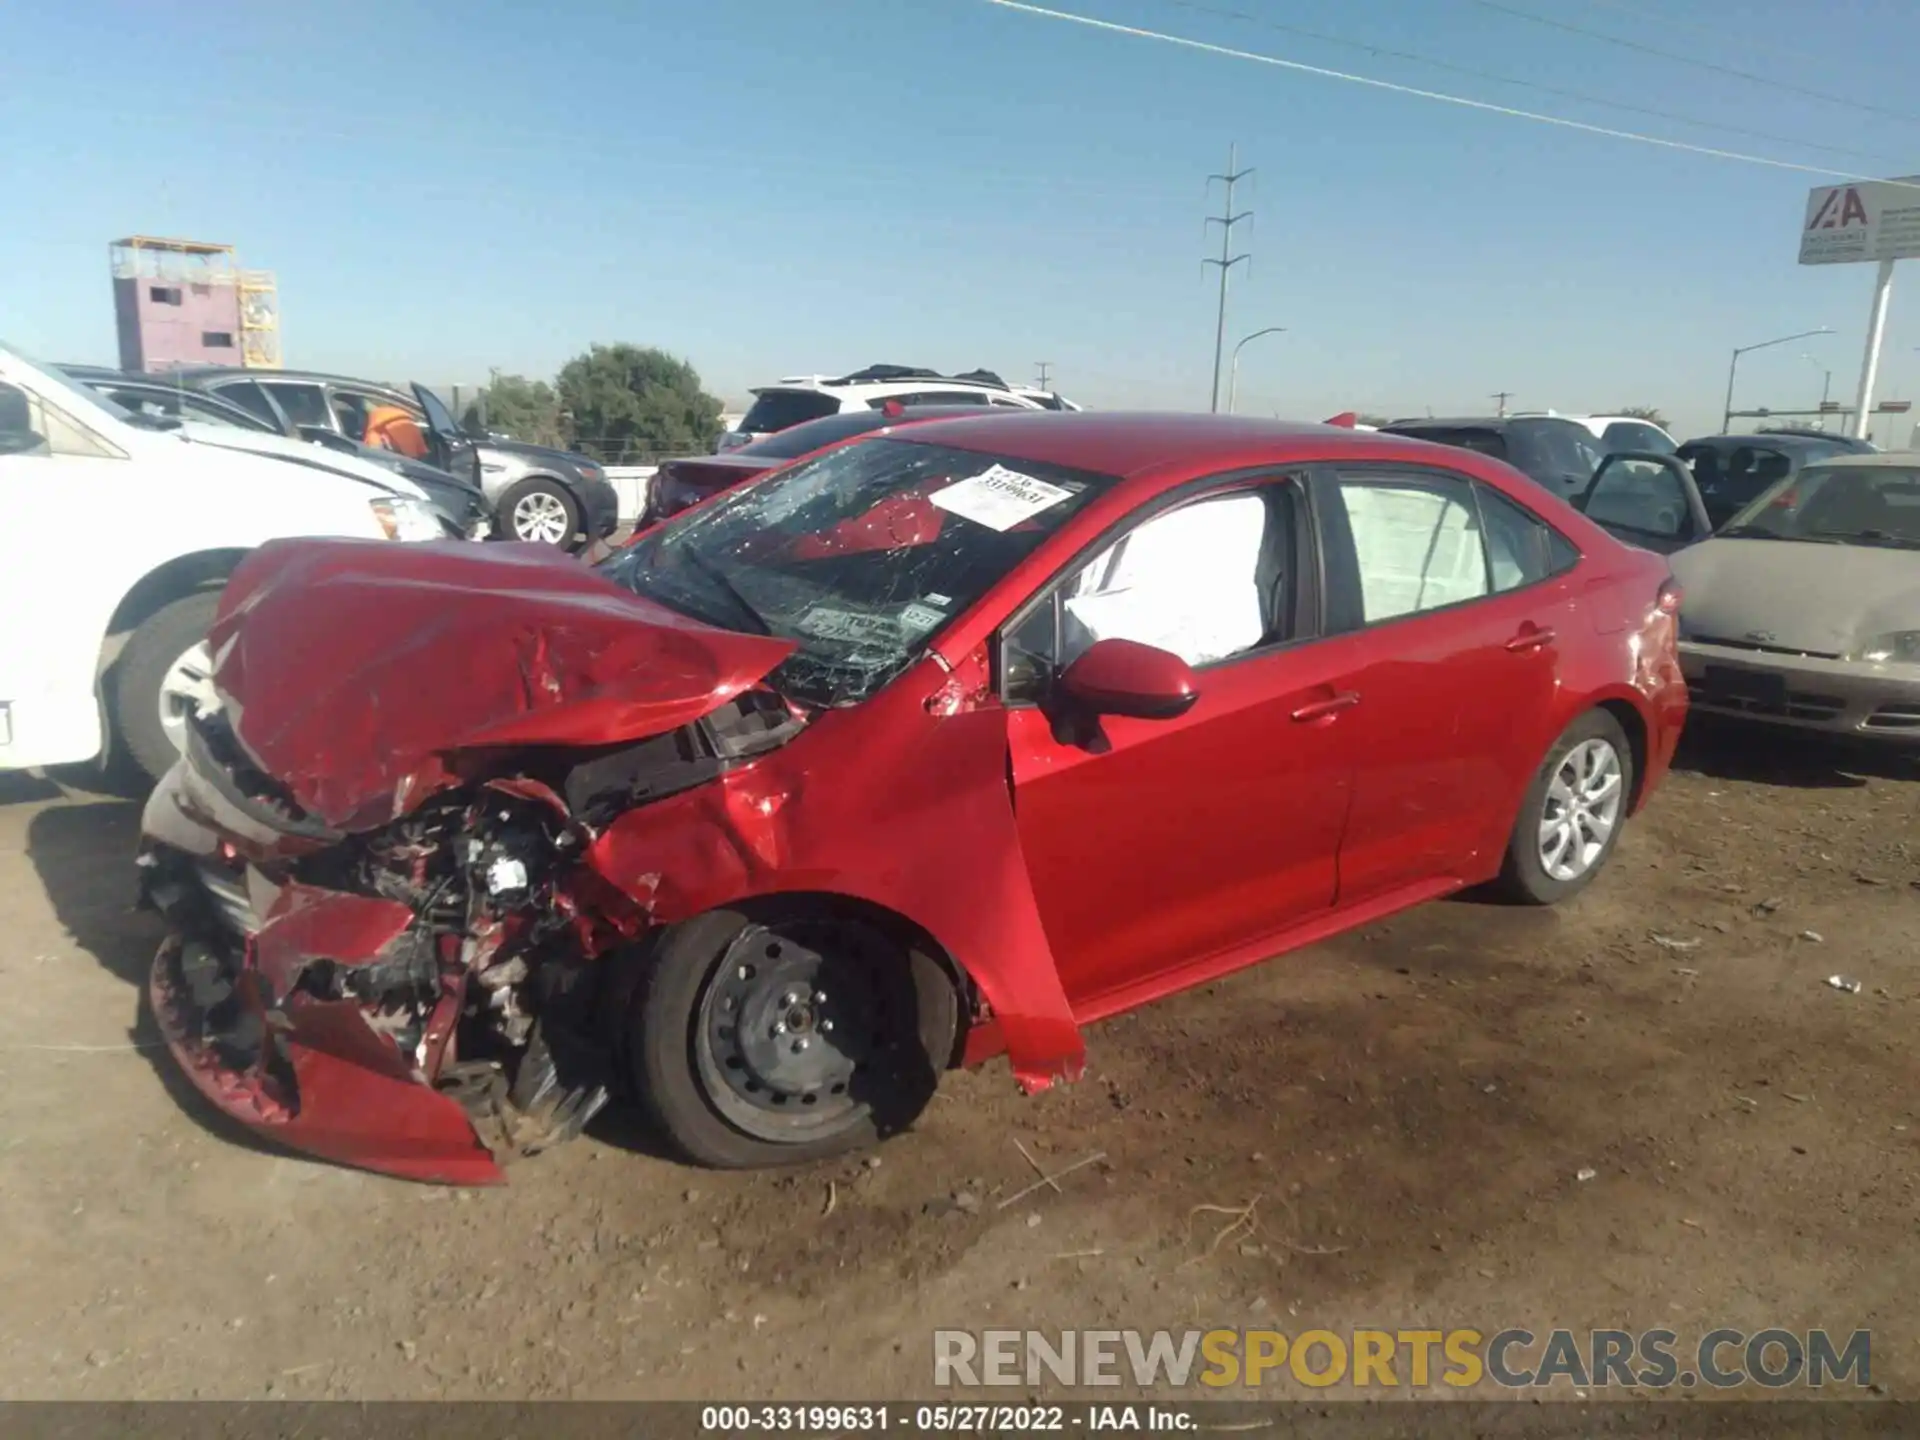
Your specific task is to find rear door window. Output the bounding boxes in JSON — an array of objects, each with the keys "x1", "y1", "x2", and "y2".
[
  {"x1": 1600, "y1": 421, "x2": 1675, "y2": 455},
  {"x1": 891, "y1": 391, "x2": 992, "y2": 408},
  {"x1": 260, "y1": 382, "x2": 332, "y2": 430},
  {"x1": 1475, "y1": 484, "x2": 1573, "y2": 591},
  {"x1": 739, "y1": 390, "x2": 840, "y2": 433},
  {"x1": 1506, "y1": 421, "x2": 1605, "y2": 492},
  {"x1": 1382, "y1": 426, "x2": 1510, "y2": 463},
  {"x1": 1334, "y1": 473, "x2": 1490, "y2": 624},
  {"x1": 208, "y1": 379, "x2": 284, "y2": 428},
  {"x1": 740, "y1": 410, "x2": 894, "y2": 459}
]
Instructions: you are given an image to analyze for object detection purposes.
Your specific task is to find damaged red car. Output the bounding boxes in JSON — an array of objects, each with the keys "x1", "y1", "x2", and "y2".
[{"x1": 139, "y1": 412, "x2": 1687, "y2": 1184}]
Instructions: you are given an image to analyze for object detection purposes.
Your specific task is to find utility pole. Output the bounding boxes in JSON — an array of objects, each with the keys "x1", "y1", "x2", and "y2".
[
  {"x1": 1204, "y1": 143, "x2": 1253, "y2": 414},
  {"x1": 1035, "y1": 361, "x2": 1052, "y2": 391},
  {"x1": 1491, "y1": 390, "x2": 1513, "y2": 417}
]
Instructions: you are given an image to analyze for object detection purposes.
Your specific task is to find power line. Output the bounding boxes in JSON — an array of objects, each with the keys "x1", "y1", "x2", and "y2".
[
  {"x1": 978, "y1": 0, "x2": 1920, "y2": 188},
  {"x1": 1474, "y1": 0, "x2": 1920, "y2": 126},
  {"x1": 1146, "y1": 0, "x2": 1905, "y2": 165},
  {"x1": 1204, "y1": 144, "x2": 1253, "y2": 415},
  {"x1": 1578, "y1": 0, "x2": 1821, "y2": 66}
]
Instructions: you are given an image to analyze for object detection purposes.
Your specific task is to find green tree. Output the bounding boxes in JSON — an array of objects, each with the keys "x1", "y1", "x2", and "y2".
[
  {"x1": 464, "y1": 373, "x2": 565, "y2": 447},
  {"x1": 1611, "y1": 405, "x2": 1669, "y2": 427},
  {"x1": 556, "y1": 344, "x2": 722, "y2": 462}
]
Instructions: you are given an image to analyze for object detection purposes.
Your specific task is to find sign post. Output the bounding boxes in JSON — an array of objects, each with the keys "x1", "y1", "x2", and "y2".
[
  {"x1": 1799, "y1": 175, "x2": 1920, "y2": 439},
  {"x1": 1852, "y1": 259, "x2": 1896, "y2": 440}
]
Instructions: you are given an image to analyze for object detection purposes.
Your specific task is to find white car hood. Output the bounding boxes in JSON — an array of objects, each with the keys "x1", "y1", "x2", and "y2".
[
  {"x1": 174, "y1": 422, "x2": 427, "y2": 501},
  {"x1": 1672, "y1": 538, "x2": 1920, "y2": 655}
]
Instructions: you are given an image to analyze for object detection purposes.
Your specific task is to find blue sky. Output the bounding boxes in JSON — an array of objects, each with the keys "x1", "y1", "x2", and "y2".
[{"x1": 5, "y1": 0, "x2": 1920, "y2": 438}]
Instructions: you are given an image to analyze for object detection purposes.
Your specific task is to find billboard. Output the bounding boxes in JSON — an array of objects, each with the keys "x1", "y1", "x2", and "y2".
[{"x1": 1799, "y1": 176, "x2": 1920, "y2": 265}]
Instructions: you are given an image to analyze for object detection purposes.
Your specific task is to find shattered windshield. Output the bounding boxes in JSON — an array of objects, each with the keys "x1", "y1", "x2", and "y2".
[
  {"x1": 603, "y1": 437, "x2": 1116, "y2": 705},
  {"x1": 1721, "y1": 464, "x2": 1920, "y2": 548}
]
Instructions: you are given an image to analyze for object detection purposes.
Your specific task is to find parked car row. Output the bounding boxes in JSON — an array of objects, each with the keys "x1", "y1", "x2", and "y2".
[
  {"x1": 1330, "y1": 412, "x2": 1916, "y2": 744},
  {"x1": 670, "y1": 401, "x2": 1914, "y2": 754},
  {"x1": 716, "y1": 364, "x2": 1076, "y2": 452},
  {"x1": 176, "y1": 367, "x2": 620, "y2": 549},
  {"x1": 59, "y1": 364, "x2": 494, "y2": 538},
  {"x1": 0, "y1": 343, "x2": 456, "y2": 780},
  {"x1": 5, "y1": 332, "x2": 1910, "y2": 1188}
]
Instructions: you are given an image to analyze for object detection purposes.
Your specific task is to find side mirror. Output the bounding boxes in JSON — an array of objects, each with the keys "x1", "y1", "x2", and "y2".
[{"x1": 1056, "y1": 638, "x2": 1200, "y2": 721}]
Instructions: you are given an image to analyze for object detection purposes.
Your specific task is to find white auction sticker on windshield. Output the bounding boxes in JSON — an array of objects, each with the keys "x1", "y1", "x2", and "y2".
[
  {"x1": 796, "y1": 606, "x2": 900, "y2": 644},
  {"x1": 929, "y1": 464, "x2": 1074, "y2": 532},
  {"x1": 898, "y1": 601, "x2": 948, "y2": 636}
]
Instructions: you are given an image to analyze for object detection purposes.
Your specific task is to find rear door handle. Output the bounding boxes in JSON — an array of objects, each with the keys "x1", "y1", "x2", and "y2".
[
  {"x1": 1290, "y1": 691, "x2": 1361, "y2": 723},
  {"x1": 1505, "y1": 626, "x2": 1557, "y2": 652}
]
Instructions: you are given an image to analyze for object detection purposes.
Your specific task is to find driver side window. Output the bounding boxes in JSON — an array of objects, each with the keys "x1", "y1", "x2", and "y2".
[{"x1": 1003, "y1": 489, "x2": 1280, "y2": 701}]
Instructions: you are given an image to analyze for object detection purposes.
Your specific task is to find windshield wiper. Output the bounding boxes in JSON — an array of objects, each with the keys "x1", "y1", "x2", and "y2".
[
  {"x1": 676, "y1": 546, "x2": 770, "y2": 635},
  {"x1": 1718, "y1": 525, "x2": 1839, "y2": 542},
  {"x1": 1811, "y1": 528, "x2": 1920, "y2": 549}
]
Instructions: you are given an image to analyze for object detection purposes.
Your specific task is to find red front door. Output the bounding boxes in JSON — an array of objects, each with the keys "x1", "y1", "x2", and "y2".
[{"x1": 1007, "y1": 638, "x2": 1361, "y2": 1015}]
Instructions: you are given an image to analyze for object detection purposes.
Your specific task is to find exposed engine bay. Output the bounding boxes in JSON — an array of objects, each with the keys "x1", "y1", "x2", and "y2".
[{"x1": 140, "y1": 691, "x2": 805, "y2": 1185}]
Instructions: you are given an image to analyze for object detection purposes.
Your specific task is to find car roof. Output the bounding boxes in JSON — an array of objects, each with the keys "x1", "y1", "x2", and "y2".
[
  {"x1": 182, "y1": 366, "x2": 411, "y2": 394},
  {"x1": 58, "y1": 364, "x2": 138, "y2": 380},
  {"x1": 1679, "y1": 432, "x2": 1855, "y2": 450},
  {"x1": 876, "y1": 410, "x2": 1466, "y2": 479},
  {"x1": 1385, "y1": 415, "x2": 1578, "y2": 431},
  {"x1": 1782, "y1": 450, "x2": 1920, "y2": 469}
]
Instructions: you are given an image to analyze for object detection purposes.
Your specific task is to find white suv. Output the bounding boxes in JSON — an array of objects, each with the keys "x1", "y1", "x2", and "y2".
[
  {"x1": 716, "y1": 365, "x2": 1065, "y2": 451},
  {"x1": 1514, "y1": 410, "x2": 1678, "y2": 455},
  {"x1": 0, "y1": 343, "x2": 446, "y2": 781}
]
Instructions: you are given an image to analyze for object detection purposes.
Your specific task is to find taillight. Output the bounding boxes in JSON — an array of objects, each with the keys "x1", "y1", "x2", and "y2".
[{"x1": 1656, "y1": 578, "x2": 1683, "y2": 615}]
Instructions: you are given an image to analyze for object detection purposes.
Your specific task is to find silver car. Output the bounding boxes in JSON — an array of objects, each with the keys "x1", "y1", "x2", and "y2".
[{"x1": 1670, "y1": 454, "x2": 1920, "y2": 740}]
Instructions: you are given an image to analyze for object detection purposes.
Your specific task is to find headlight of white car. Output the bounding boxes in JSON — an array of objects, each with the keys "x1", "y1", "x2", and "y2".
[
  {"x1": 1848, "y1": 630, "x2": 1920, "y2": 664},
  {"x1": 368, "y1": 496, "x2": 445, "y2": 542}
]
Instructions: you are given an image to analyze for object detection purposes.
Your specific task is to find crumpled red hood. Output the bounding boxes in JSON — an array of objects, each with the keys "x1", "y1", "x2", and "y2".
[{"x1": 207, "y1": 539, "x2": 796, "y2": 831}]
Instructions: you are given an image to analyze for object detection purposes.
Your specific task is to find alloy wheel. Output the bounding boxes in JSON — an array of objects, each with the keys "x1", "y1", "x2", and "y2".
[
  {"x1": 511, "y1": 491, "x2": 572, "y2": 545},
  {"x1": 1537, "y1": 737, "x2": 1624, "y2": 882}
]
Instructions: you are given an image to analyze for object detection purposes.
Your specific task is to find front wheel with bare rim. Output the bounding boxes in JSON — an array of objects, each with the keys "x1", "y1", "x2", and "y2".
[
  {"x1": 628, "y1": 906, "x2": 959, "y2": 1168},
  {"x1": 1495, "y1": 709, "x2": 1634, "y2": 906}
]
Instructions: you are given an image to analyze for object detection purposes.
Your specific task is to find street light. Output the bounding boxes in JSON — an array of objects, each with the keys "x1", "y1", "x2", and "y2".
[
  {"x1": 1723, "y1": 328, "x2": 1832, "y2": 431},
  {"x1": 1802, "y1": 354, "x2": 1832, "y2": 409},
  {"x1": 1227, "y1": 326, "x2": 1287, "y2": 415}
]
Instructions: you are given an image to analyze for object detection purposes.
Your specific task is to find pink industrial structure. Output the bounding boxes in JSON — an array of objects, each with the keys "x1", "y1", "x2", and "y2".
[{"x1": 110, "y1": 236, "x2": 279, "y2": 373}]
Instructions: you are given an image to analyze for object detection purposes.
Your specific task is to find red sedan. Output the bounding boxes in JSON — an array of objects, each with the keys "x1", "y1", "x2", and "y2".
[{"x1": 139, "y1": 412, "x2": 1686, "y2": 1182}]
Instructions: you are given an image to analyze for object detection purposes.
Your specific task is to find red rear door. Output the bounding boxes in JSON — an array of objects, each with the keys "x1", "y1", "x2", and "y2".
[{"x1": 1308, "y1": 465, "x2": 1579, "y2": 902}]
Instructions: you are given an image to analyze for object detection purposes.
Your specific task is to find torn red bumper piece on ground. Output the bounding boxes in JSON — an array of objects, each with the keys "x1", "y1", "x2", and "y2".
[{"x1": 149, "y1": 880, "x2": 504, "y2": 1186}]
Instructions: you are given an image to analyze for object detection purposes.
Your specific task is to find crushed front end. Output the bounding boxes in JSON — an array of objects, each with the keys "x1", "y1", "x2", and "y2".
[{"x1": 140, "y1": 685, "x2": 802, "y2": 1186}]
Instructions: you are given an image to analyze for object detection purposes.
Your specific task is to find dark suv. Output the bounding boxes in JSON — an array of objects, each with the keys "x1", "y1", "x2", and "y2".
[
  {"x1": 1676, "y1": 431, "x2": 1877, "y2": 530},
  {"x1": 177, "y1": 368, "x2": 619, "y2": 549},
  {"x1": 1379, "y1": 415, "x2": 1607, "y2": 499}
]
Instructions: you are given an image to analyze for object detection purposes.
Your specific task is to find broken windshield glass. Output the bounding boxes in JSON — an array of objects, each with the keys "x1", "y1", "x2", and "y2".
[{"x1": 602, "y1": 438, "x2": 1118, "y2": 706}]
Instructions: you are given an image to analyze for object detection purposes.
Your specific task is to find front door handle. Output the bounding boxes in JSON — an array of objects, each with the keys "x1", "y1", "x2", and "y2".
[
  {"x1": 1505, "y1": 626, "x2": 1557, "y2": 653},
  {"x1": 1290, "y1": 691, "x2": 1361, "y2": 723}
]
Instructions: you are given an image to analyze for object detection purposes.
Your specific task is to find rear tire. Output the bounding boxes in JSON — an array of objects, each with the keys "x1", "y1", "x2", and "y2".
[
  {"x1": 496, "y1": 477, "x2": 580, "y2": 548},
  {"x1": 1494, "y1": 709, "x2": 1634, "y2": 906},
  {"x1": 112, "y1": 591, "x2": 222, "y2": 783},
  {"x1": 629, "y1": 906, "x2": 958, "y2": 1169}
]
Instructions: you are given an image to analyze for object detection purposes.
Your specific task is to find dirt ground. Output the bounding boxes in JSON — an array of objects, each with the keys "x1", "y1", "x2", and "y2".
[{"x1": 0, "y1": 720, "x2": 1914, "y2": 1404}]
